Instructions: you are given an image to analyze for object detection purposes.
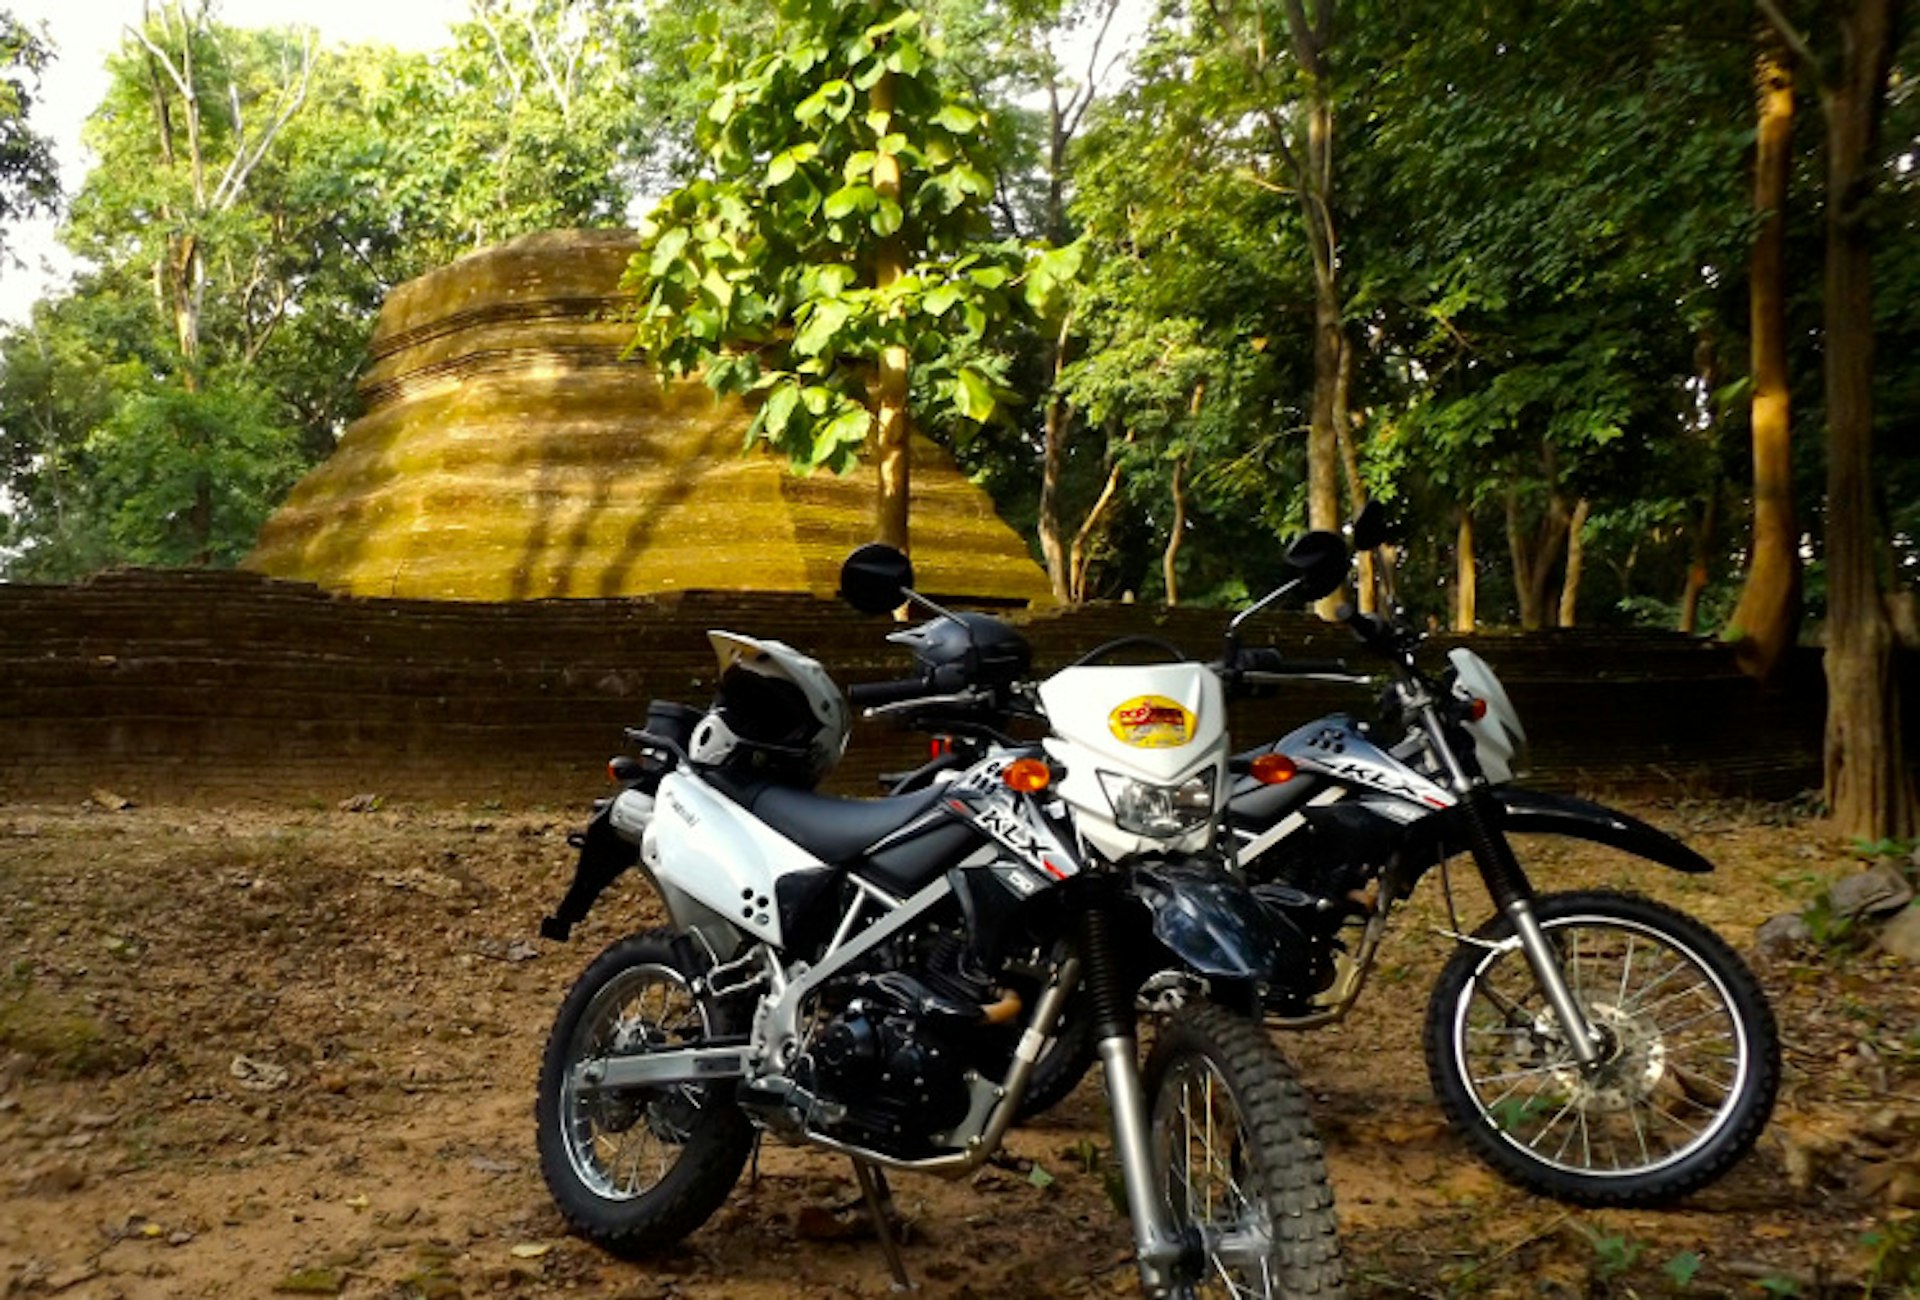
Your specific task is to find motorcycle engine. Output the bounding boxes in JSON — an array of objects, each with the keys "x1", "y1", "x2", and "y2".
[
  {"x1": 793, "y1": 969, "x2": 977, "y2": 1157},
  {"x1": 1252, "y1": 844, "x2": 1380, "y2": 1015}
]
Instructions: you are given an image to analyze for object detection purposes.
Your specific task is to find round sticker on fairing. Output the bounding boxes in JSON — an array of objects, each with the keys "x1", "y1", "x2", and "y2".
[{"x1": 1108, "y1": 695, "x2": 1195, "y2": 748}]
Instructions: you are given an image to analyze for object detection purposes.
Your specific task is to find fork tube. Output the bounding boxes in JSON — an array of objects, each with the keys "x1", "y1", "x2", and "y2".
[
  {"x1": 1080, "y1": 904, "x2": 1188, "y2": 1297},
  {"x1": 1451, "y1": 781, "x2": 1601, "y2": 1067}
]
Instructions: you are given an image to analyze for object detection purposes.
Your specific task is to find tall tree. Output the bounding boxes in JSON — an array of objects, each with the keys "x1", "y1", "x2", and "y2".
[
  {"x1": 1760, "y1": 0, "x2": 1915, "y2": 838},
  {"x1": 2, "y1": 6, "x2": 654, "y2": 579},
  {"x1": 1725, "y1": 38, "x2": 1803, "y2": 682},
  {"x1": 1204, "y1": 0, "x2": 1347, "y2": 553},
  {"x1": 624, "y1": 0, "x2": 1019, "y2": 553}
]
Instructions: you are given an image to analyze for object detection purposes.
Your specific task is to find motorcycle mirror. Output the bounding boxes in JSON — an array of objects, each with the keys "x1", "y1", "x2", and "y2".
[
  {"x1": 1349, "y1": 500, "x2": 1391, "y2": 552},
  {"x1": 839, "y1": 543, "x2": 916, "y2": 615},
  {"x1": 1284, "y1": 530, "x2": 1350, "y2": 602}
]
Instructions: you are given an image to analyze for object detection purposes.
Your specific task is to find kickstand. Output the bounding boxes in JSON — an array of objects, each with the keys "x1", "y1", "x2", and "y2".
[{"x1": 851, "y1": 1158, "x2": 914, "y2": 1292}]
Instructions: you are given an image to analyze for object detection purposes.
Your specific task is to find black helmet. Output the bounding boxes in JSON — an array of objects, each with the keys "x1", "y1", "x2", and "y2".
[{"x1": 886, "y1": 613, "x2": 1031, "y2": 686}]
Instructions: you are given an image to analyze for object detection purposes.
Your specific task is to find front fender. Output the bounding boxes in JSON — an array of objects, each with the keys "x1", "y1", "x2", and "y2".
[
  {"x1": 1496, "y1": 789, "x2": 1715, "y2": 874},
  {"x1": 1130, "y1": 858, "x2": 1286, "y2": 983}
]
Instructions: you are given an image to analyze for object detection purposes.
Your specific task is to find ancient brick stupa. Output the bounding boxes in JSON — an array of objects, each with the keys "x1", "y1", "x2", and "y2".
[{"x1": 246, "y1": 229, "x2": 1051, "y2": 605}]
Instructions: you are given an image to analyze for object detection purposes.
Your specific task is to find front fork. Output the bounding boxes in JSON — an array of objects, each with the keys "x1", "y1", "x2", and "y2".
[
  {"x1": 1424, "y1": 707, "x2": 1602, "y2": 1068},
  {"x1": 1079, "y1": 904, "x2": 1194, "y2": 1298}
]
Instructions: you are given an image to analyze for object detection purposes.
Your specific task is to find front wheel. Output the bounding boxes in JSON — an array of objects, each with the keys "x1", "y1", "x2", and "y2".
[
  {"x1": 1146, "y1": 1005, "x2": 1346, "y2": 1298},
  {"x1": 535, "y1": 930, "x2": 754, "y2": 1255},
  {"x1": 1424, "y1": 890, "x2": 1779, "y2": 1206}
]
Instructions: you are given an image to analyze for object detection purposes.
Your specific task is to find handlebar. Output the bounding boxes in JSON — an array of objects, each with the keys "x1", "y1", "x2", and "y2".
[
  {"x1": 847, "y1": 660, "x2": 978, "y2": 707},
  {"x1": 848, "y1": 676, "x2": 940, "y2": 706},
  {"x1": 1235, "y1": 647, "x2": 1354, "y2": 676}
]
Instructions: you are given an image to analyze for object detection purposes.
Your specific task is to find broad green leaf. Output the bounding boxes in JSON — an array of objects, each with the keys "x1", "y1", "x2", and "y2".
[
  {"x1": 761, "y1": 383, "x2": 800, "y2": 437},
  {"x1": 648, "y1": 225, "x2": 690, "y2": 276},
  {"x1": 823, "y1": 184, "x2": 877, "y2": 219},
  {"x1": 931, "y1": 104, "x2": 978, "y2": 135},
  {"x1": 793, "y1": 300, "x2": 850, "y2": 356},
  {"x1": 954, "y1": 368, "x2": 995, "y2": 422},
  {"x1": 922, "y1": 283, "x2": 961, "y2": 317},
  {"x1": 885, "y1": 40, "x2": 923, "y2": 77},
  {"x1": 815, "y1": 405, "x2": 872, "y2": 466},
  {"x1": 871, "y1": 198, "x2": 903, "y2": 237}
]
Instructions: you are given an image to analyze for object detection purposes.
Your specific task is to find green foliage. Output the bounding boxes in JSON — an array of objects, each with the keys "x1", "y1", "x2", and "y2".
[
  {"x1": 1662, "y1": 1249, "x2": 1703, "y2": 1288},
  {"x1": 0, "y1": 8, "x2": 58, "y2": 261},
  {"x1": 1863, "y1": 1215, "x2": 1920, "y2": 1298},
  {"x1": 624, "y1": 0, "x2": 1026, "y2": 473},
  {"x1": 86, "y1": 381, "x2": 304, "y2": 566},
  {"x1": 1, "y1": 1, "x2": 649, "y2": 578},
  {"x1": 1574, "y1": 1222, "x2": 1645, "y2": 1279}
]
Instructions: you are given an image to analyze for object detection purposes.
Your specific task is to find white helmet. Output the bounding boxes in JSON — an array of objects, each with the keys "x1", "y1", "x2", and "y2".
[{"x1": 687, "y1": 631, "x2": 850, "y2": 788}]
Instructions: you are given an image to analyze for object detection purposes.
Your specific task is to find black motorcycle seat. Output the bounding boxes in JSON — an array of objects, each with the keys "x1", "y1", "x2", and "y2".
[{"x1": 747, "y1": 784, "x2": 949, "y2": 864}]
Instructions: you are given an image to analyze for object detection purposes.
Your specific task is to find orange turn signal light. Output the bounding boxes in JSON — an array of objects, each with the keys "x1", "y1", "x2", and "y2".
[
  {"x1": 1468, "y1": 697, "x2": 1489, "y2": 722},
  {"x1": 1002, "y1": 758, "x2": 1053, "y2": 793},
  {"x1": 1249, "y1": 754, "x2": 1298, "y2": 785}
]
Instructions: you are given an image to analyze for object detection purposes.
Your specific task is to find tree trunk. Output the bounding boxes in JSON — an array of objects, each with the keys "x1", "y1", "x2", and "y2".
[
  {"x1": 870, "y1": 73, "x2": 911, "y2": 553},
  {"x1": 1506, "y1": 488, "x2": 1569, "y2": 632},
  {"x1": 1069, "y1": 455, "x2": 1125, "y2": 604},
  {"x1": 1332, "y1": 337, "x2": 1377, "y2": 612},
  {"x1": 1037, "y1": 307, "x2": 1074, "y2": 603},
  {"x1": 1804, "y1": 0, "x2": 1913, "y2": 837},
  {"x1": 1726, "y1": 41, "x2": 1803, "y2": 684},
  {"x1": 1558, "y1": 498, "x2": 1590, "y2": 628},
  {"x1": 1679, "y1": 494, "x2": 1717, "y2": 635},
  {"x1": 1163, "y1": 456, "x2": 1187, "y2": 607},
  {"x1": 1275, "y1": 3, "x2": 1345, "y2": 615},
  {"x1": 1454, "y1": 510, "x2": 1477, "y2": 632}
]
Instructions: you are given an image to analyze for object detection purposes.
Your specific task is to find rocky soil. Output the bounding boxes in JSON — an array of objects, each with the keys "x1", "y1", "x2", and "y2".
[{"x1": 2, "y1": 796, "x2": 1916, "y2": 1299}]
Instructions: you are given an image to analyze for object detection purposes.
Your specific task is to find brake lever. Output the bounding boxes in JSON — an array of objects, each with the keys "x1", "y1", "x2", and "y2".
[
  {"x1": 860, "y1": 689, "x2": 989, "y2": 720},
  {"x1": 1238, "y1": 670, "x2": 1375, "y2": 687}
]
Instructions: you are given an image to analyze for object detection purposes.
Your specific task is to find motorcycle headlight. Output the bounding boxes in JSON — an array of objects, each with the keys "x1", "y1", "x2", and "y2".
[{"x1": 1097, "y1": 767, "x2": 1217, "y2": 839}]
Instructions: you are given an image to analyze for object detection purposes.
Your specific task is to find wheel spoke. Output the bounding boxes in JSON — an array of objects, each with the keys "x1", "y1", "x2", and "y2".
[{"x1": 1448, "y1": 906, "x2": 1761, "y2": 1189}]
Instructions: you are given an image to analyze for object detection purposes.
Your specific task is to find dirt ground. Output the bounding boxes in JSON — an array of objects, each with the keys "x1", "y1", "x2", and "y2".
[{"x1": 2, "y1": 794, "x2": 1916, "y2": 1299}]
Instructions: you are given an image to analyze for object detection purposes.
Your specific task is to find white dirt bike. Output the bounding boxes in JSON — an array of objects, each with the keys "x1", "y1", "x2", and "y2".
[{"x1": 534, "y1": 543, "x2": 1348, "y2": 1298}]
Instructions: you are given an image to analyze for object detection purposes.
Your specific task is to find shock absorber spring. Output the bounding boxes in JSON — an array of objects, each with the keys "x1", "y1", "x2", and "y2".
[
  {"x1": 1455, "y1": 785, "x2": 1532, "y2": 909},
  {"x1": 1078, "y1": 903, "x2": 1135, "y2": 1043}
]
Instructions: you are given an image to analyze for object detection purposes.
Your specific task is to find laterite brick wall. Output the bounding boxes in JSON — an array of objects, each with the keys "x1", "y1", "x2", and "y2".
[{"x1": 0, "y1": 570, "x2": 1827, "y2": 807}]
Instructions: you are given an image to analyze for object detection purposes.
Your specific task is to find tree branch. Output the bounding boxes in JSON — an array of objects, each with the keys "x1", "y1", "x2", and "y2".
[
  {"x1": 1755, "y1": 0, "x2": 1820, "y2": 78},
  {"x1": 213, "y1": 31, "x2": 312, "y2": 210}
]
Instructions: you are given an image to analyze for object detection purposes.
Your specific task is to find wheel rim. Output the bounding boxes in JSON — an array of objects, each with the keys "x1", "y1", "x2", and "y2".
[
  {"x1": 1451, "y1": 912, "x2": 1750, "y2": 1180},
  {"x1": 1152, "y1": 1054, "x2": 1279, "y2": 1298},
  {"x1": 559, "y1": 962, "x2": 713, "y2": 1202}
]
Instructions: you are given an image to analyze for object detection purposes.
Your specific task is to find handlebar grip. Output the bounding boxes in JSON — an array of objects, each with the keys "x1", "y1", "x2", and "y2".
[{"x1": 848, "y1": 677, "x2": 934, "y2": 706}]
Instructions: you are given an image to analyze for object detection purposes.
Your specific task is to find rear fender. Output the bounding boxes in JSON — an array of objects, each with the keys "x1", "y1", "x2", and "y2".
[{"x1": 540, "y1": 803, "x2": 639, "y2": 941}]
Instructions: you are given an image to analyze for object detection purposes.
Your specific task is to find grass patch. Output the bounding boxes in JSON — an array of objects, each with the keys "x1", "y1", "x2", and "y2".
[{"x1": 0, "y1": 965, "x2": 142, "y2": 1078}]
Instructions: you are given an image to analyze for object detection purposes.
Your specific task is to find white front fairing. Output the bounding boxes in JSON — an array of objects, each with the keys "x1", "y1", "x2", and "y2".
[
  {"x1": 1448, "y1": 648, "x2": 1528, "y2": 784},
  {"x1": 1037, "y1": 663, "x2": 1227, "y2": 860},
  {"x1": 644, "y1": 769, "x2": 826, "y2": 949}
]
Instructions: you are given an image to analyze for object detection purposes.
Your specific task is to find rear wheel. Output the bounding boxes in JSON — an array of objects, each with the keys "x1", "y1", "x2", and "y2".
[
  {"x1": 1424, "y1": 890, "x2": 1778, "y2": 1206},
  {"x1": 535, "y1": 930, "x2": 754, "y2": 1255},
  {"x1": 1146, "y1": 1005, "x2": 1345, "y2": 1299}
]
